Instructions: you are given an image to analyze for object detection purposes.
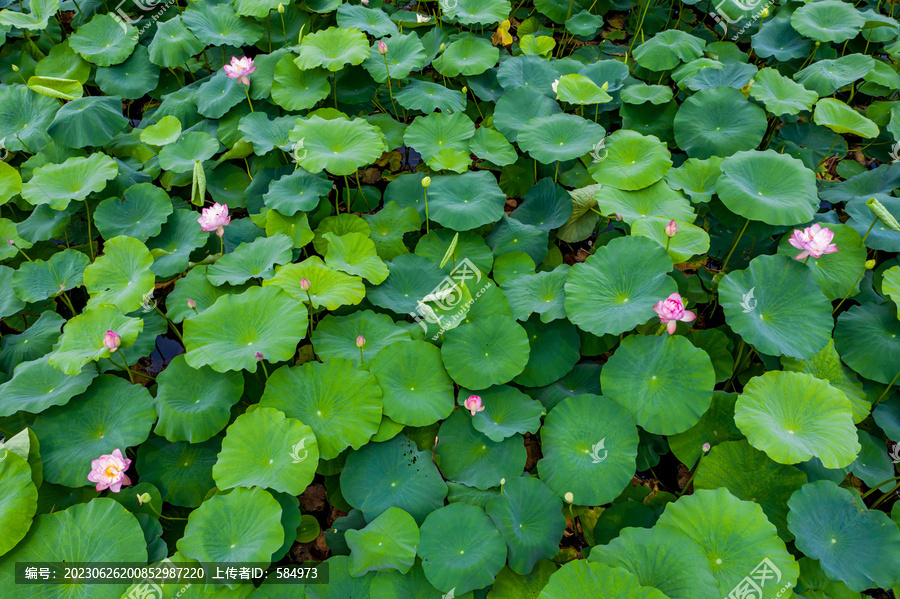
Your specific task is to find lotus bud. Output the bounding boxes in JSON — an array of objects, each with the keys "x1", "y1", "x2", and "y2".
[
  {"x1": 255, "y1": 351, "x2": 264, "y2": 361},
  {"x1": 614, "y1": 214, "x2": 623, "y2": 221},
  {"x1": 440, "y1": 43, "x2": 446, "y2": 52},
  {"x1": 464, "y1": 394, "x2": 484, "y2": 416},
  {"x1": 500, "y1": 478, "x2": 506, "y2": 486},
  {"x1": 665, "y1": 220, "x2": 678, "y2": 238},
  {"x1": 601, "y1": 81, "x2": 609, "y2": 91},
  {"x1": 865, "y1": 259, "x2": 876, "y2": 269},
  {"x1": 462, "y1": 86, "x2": 467, "y2": 94},
  {"x1": 378, "y1": 40, "x2": 388, "y2": 55},
  {"x1": 702, "y1": 442, "x2": 711, "y2": 453},
  {"x1": 137, "y1": 492, "x2": 152, "y2": 505},
  {"x1": 10, "y1": 65, "x2": 18, "y2": 73},
  {"x1": 5, "y1": 238, "x2": 13, "y2": 245},
  {"x1": 760, "y1": 6, "x2": 768, "y2": 17},
  {"x1": 421, "y1": 176, "x2": 432, "y2": 188},
  {"x1": 277, "y1": 2, "x2": 284, "y2": 12},
  {"x1": 300, "y1": 277, "x2": 311, "y2": 291},
  {"x1": 104, "y1": 330, "x2": 121, "y2": 353},
  {"x1": 564, "y1": 492, "x2": 574, "y2": 504},
  {"x1": 356, "y1": 335, "x2": 365, "y2": 348},
  {"x1": 867, "y1": 197, "x2": 900, "y2": 231},
  {"x1": 187, "y1": 298, "x2": 196, "y2": 309}
]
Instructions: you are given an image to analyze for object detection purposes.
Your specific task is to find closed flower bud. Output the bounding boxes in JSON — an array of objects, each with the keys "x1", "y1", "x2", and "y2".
[
  {"x1": 865, "y1": 259, "x2": 876, "y2": 269},
  {"x1": 104, "y1": 330, "x2": 121, "y2": 352},
  {"x1": 564, "y1": 492, "x2": 574, "y2": 504},
  {"x1": 255, "y1": 351, "x2": 264, "y2": 361},
  {"x1": 277, "y1": 2, "x2": 284, "y2": 12},
  {"x1": 867, "y1": 197, "x2": 900, "y2": 231},
  {"x1": 356, "y1": 335, "x2": 365, "y2": 348},
  {"x1": 421, "y1": 176, "x2": 432, "y2": 188},
  {"x1": 11, "y1": 65, "x2": 18, "y2": 73},
  {"x1": 378, "y1": 40, "x2": 388, "y2": 55},
  {"x1": 665, "y1": 220, "x2": 678, "y2": 238},
  {"x1": 300, "y1": 277, "x2": 311, "y2": 291},
  {"x1": 187, "y1": 298, "x2": 196, "y2": 309}
]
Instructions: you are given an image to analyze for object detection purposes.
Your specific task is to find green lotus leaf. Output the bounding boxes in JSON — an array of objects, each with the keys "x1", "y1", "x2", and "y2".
[
  {"x1": 95, "y1": 46, "x2": 159, "y2": 100},
  {"x1": 845, "y1": 194, "x2": 900, "y2": 252},
  {"x1": 673, "y1": 86, "x2": 766, "y2": 160},
  {"x1": 369, "y1": 560, "x2": 474, "y2": 598},
  {"x1": 263, "y1": 168, "x2": 331, "y2": 217},
  {"x1": 181, "y1": 1, "x2": 264, "y2": 46},
  {"x1": 363, "y1": 33, "x2": 427, "y2": 83},
  {"x1": 22, "y1": 153, "x2": 118, "y2": 210},
  {"x1": 751, "y1": 13, "x2": 813, "y2": 61},
  {"x1": 295, "y1": 26, "x2": 370, "y2": 72},
  {"x1": 851, "y1": 430, "x2": 894, "y2": 493},
  {"x1": 537, "y1": 394, "x2": 638, "y2": 505},
  {"x1": 501, "y1": 267, "x2": 568, "y2": 323},
  {"x1": 12, "y1": 249, "x2": 89, "y2": 303},
  {"x1": 0, "y1": 161, "x2": 21, "y2": 206},
  {"x1": 270, "y1": 54, "x2": 331, "y2": 111},
  {"x1": 588, "y1": 524, "x2": 718, "y2": 599},
  {"x1": 795, "y1": 54, "x2": 876, "y2": 95},
  {"x1": 434, "y1": 35, "x2": 500, "y2": 78},
  {"x1": 395, "y1": 79, "x2": 467, "y2": 114},
  {"x1": 602, "y1": 334, "x2": 715, "y2": 435},
  {"x1": 0, "y1": 0, "x2": 58, "y2": 30},
  {"x1": 814, "y1": 98, "x2": 879, "y2": 139},
  {"x1": 634, "y1": 29, "x2": 706, "y2": 71},
  {"x1": 440, "y1": 315, "x2": 529, "y2": 389},
  {"x1": 790, "y1": 0, "x2": 865, "y2": 43},
  {"x1": 719, "y1": 254, "x2": 834, "y2": 359},
  {"x1": 417, "y1": 171, "x2": 505, "y2": 231},
  {"x1": 632, "y1": 216, "x2": 710, "y2": 262},
  {"x1": 304, "y1": 555, "x2": 375, "y2": 598},
  {"x1": 265, "y1": 210, "x2": 314, "y2": 249},
  {"x1": 93, "y1": 184, "x2": 173, "y2": 243},
  {"x1": 259, "y1": 358, "x2": 382, "y2": 460},
  {"x1": 364, "y1": 201, "x2": 421, "y2": 261},
  {"x1": 49, "y1": 305, "x2": 143, "y2": 375},
  {"x1": 69, "y1": 14, "x2": 137, "y2": 67},
  {"x1": 493, "y1": 87, "x2": 562, "y2": 143},
  {"x1": 588, "y1": 130, "x2": 671, "y2": 190},
  {"x1": 320, "y1": 232, "x2": 389, "y2": 284},
  {"x1": 565, "y1": 236, "x2": 676, "y2": 336},
  {"x1": 0, "y1": 354, "x2": 96, "y2": 417},
  {"x1": 511, "y1": 316, "x2": 579, "y2": 387},
  {"x1": 459, "y1": 384, "x2": 545, "y2": 442},
  {"x1": 0, "y1": 310, "x2": 63, "y2": 370},
  {"x1": 165, "y1": 266, "x2": 241, "y2": 324},
  {"x1": 213, "y1": 406, "x2": 319, "y2": 495},
  {"x1": 27, "y1": 75, "x2": 83, "y2": 101},
  {"x1": 178, "y1": 486, "x2": 284, "y2": 563},
  {"x1": 207, "y1": 234, "x2": 293, "y2": 286},
  {"x1": 32, "y1": 375, "x2": 155, "y2": 487},
  {"x1": 0, "y1": 86, "x2": 58, "y2": 154},
  {"x1": 370, "y1": 340, "x2": 454, "y2": 427},
  {"x1": 750, "y1": 68, "x2": 819, "y2": 116},
  {"x1": 336, "y1": 3, "x2": 399, "y2": 37},
  {"x1": 233, "y1": 0, "x2": 281, "y2": 18},
  {"x1": 443, "y1": 0, "x2": 510, "y2": 25},
  {"x1": 620, "y1": 83, "x2": 673, "y2": 105},
  {"x1": 139, "y1": 115, "x2": 182, "y2": 147},
  {"x1": 183, "y1": 285, "x2": 308, "y2": 373},
  {"x1": 147, "y1": 209, "x2": 209, "y2": 279},
  {"x1": 414, "y1": 229, "x2": 493, "y2": 275},
  {"x1": 314, "y1": 213, "x2": 372, "y2": 253},
  {"x1": 777, "y1": 223, "x2": 866, "y2": 300},
  {"x1": 0, "y1": 449, "x2": 38, "y2": 557},
  {"x1": 793, "y1": 556, "x2": 864, "y2": 599},
  {"x1": 83, "y1": 236, "x2": 154, "y2": 313},
  {"x1": 788, "y1": 480, "x2": 900, "y2": 591},
  {"x1": 518, "y1": 114, "x2": 606, "y2": 165},
  {"x1": 0, "y1": 499, "x2": 147, "y2": 599},
  {"x1": 418, "y1": 502, "x2": 507, "y2": 595},
  {"x1": 152, "y1": 354, "x2": 244, "y2": 443},
  {"x1": 667, "y1": 389, "x2": 741, "y2": 466},
  {"x1": 264, "y1": 256, "x2": 366, "y2": 310},
  {"x1": 158, "y1": 131, "x2": 219, "y2": 173},
  {"x1": 555, "y1": 74, "x2": 612, "y2": 105},
  {"x1": 237, "y1": 112, "x2": 293, "y2": 157},
  {"x1": 884, "y1": 265, "x2": 900, "y2": 312},
  {"x1": 469, "y1": 126, "x2": 517, "y2": 167},
  {"x1": 194, "y1": 70, "x2": 245, "y2": 120},
  {"x1": 136, "y1": 437, "x2": 219, "y2": 507},
  {"x1": 148, "y1": 16, "x2": 207, "y2": 68},
  {"x1": 834, "y1": 302, "x2": 900, "y2": 385},
  {"x1": 289, "y1": 115, "x2": 385, "y2": 176},
  {"x1": 312, "y1": 310, "x2": 411, "y2": 367},
  {"x1": 539, "y1": 560, "x2": 668, "y2": 599},
  {"x1": 735, "y1": 371, "x2": 859, "y2": 469},
  {"x1": 404, "y1": 111, "x2": 475, "y2": 163},
  {"x1": 346, "y1": 507, "x2": 419, "y2": 576},
  {"x1": 0, "y1": 218, "x2": 31, "y2": 262}
]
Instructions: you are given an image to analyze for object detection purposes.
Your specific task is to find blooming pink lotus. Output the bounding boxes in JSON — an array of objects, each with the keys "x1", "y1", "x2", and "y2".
[
  {"x1": 788, "y1": 224, "x2": 839, "y2": 260},
  {"x1": 223, "y1": 56, "x2": 257, "y2": 86},
  {"x1": 197, "y1": 203, "x2": 231, "y2": 237},
  {"x1": 87, "y1": 448, "x2": 132, "y2": 493},
  {"x1": 653, "y1": 292, "x2": 696, "y2": 335},
  {"x1": 464, "y1": 395, "x2": 484, "y2": 416},
  {"x1": 104, "y1": 330, "x2": 121, "y2": 352}
]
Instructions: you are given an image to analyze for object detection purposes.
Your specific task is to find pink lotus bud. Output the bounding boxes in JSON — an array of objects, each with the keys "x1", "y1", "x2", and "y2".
[
  {"x1": 464, "y1": 395, "x2": 484, "y2": 416},
  {"x1": 5, "y1": 238, "x2": 13, "y2": 245},
  {"x1": 300, "y1": 277, "x2": 311, "y2": 291},
  {"x1": 87, "y1": 448, "x2": 132, "y2": 493},
  {"x1": 255, "y1": 351, "x2": 264, "y2": 361},
  {"x1": 665, "y1": 220, "x2": 678, "y2": 238},
  {"x1": 788, "y1": 223, "x2": 838, "y2": 261},
  {"x1": 614, "y1": 214, "x2": 623, "y2": 221},
  {"x1": 356, "y1": 335, "x2": 366, "y2": 348},
  {"x1": 652, "y1": 292, "x2": 696, "y2": 335},
  {"x1": 104, "y1": 330, "x2": 121, "y2": 352},
  {"x1": 187, "y1": 298, "x2": 196, "y2": 309},
  {"x1": 702, "y1": 442, "x2": 711, "y2": 453},
  {"x1": 378, "y1": 41, "x2": 388, "y2": 55}
]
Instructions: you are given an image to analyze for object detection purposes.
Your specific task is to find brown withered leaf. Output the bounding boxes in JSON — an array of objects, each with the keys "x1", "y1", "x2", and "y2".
[
  {"x1": 493, "y1": 20, "x2": 513, "y2": 46},
  {"x1": 298, "y1": 483, "x2": 327, "y2": 512}
]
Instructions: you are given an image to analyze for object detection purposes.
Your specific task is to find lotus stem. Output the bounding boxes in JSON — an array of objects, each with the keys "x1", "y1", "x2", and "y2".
[
  {"x1": 554, "y1": 161, "x2": 559, "y2": 182},
  {"x1": 832, "y1": 265, "x2": 870, "y2": 314},
  {"x1": 14, "y1": 134, "x2": 34, "y2": 154},
  {"x1": 219, "y1": 234, "x2": 225, "y2": 256},
  {"x1": 59, "y1": 291, "x2": 77, "y2": 317},
  {"x1": 871, "y1": 481, "x2": 900, "y2": 509},
  {"x1": 8, "y1": 240, "x2": 32, "y2": 262},
  {"x1": 117, "y1": 351, "x2": 134, "y2": 384},
  {"x1": 154, "y1": 304, "x2": 184, "y2": 345},
  {"x1": 874, "y1": 368, "x2": 900, "y2": 405},
  {"x1": 861, "y1": 474, "x2": 900, "y2": 500},
  {"x1": 862, "y1": 215, "x2": 878, "y2": 244},
  {"x1": 382, "y1": 56, "x2": 400, "y2": 119},
  {"x1": 279, "y1": 12, "x2": 287, "y2": 44},
  {"x1": 83, "y1": 200, "x2": 96, "y2": 261},
  {"x1": 359, "y1": 346, "x2": 364, "y2": 365},
  {"x1": 628, "y1": 0, "x2": 654, "y2": 58},
  {"x1": 243, "y1": 84, "x2": 254, "y2": 112},
  {"x1": 266, "y1": 11, "x2": 272, "y2": 52},
  {"x1": 423, "y1": 188, "x2": 430, "y2": 233},
  {"x1": 720, "y1": 219, "x2": 749, "y2": 272},
  {"x1": 71, "y1": 0, "x2": 85, "y2": 20},
  {"x1": 259, "y1": 360, "x2": 269, "y2": 380}
]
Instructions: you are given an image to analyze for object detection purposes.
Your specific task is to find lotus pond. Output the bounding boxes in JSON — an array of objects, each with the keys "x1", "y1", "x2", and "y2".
[{"x1": 1, "y1": 0, "x2": 900, "y2": 596}]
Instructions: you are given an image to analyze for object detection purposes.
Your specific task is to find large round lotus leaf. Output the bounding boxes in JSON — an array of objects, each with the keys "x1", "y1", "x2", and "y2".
[
  {"x1": 289, "y1": 116, "x2": 385, "y2": 176},
  {"x1": 441, "y1": 315, "x2": 530, "y2": 390},
  {"x1": 602, "y1": 334, "x2": 715, "y2": 435},
  {"x1": 433, "y1": 35, "x2": 500, "y2": 78},
  {"x1": 69, "y1": 14, "x2": 137, "y2": 66},
  {"x1": 295, "y1": 26, "x2": 370, "y2": 71},
  {"x1": 588, "y1": 130, "x2": 671, "y2": 191},
  {"x1": 346, "y1": 507, "x2": 419, "y2": 576},
  {"x1": 510, "y1": 178, "x2": 572, "y2": 232},
  {"x1": 370, "y1": 340, "x2": 454, "y2": 427},
  {"x1": 539, "y1": 560, "x2": 668, "y2": 599},
  {"x1": 518, "y1": 114, "x2": 606, "y2": 164},
  {"x1": 750, "y1": 68, "x2": 819, "y2": 116},
  {"x1": 459, "y1": 384, "x2": 544, "y2": 443},
  {"x1": 813, "y1": 98, "x2": 879, "y2": 139},
  {"x1": 414, "y1": 229, "x2": 493, "y2": 275},
  {"x1": 47, "y1": 96, "x2": 128, "y2": 149},
  {"x1": 263, "y1": 167, "x2": 332, "y2": 215},
  {"x1": 845, "y1": 194, "x2": 900, "y2": 252},
  {"x1": 181, "y1": 1, "x2": 264, "y2": 46},
  {"x1": 555, "y1": 73, "x2": 613, "y2": 105},
  {"x1": 404, "y1": 111, "x2": 475, "y2": 162},
  {"x1": 136, "y1": 437, "x2": 219, "y2": 507},
  {"x1": 0, "y1": 310, "x2": 63, "y2": 368},
  {"x1": 795, "y1": 55, "x2": 875, "y2": 97},
  {"x1": 790, "y1": 0, "x2": 865, "y2": 43},
  {"x1": 193, "y1": 70, "x2": 245, "y2": 120},
  {"x1": 0, "y1": 449, "x2": 38, "y2": 557},
  {"x1": 21, "y1": 153, "x2": 118, "y2": 210},
  {"x1": 735, "y1": 371, "x2": 859, "y2": 469},
  {"x1": 427, "y1": 171, "x2": 507, "y2": 231},
  {"x1": 588, "y1": 524, "x2": 718, "y2": 599},
  {"x1": 83, "y1": 235, "x2": 154, "y2": 313},
  {"x1": 152, "y1": 354, "x2": 243, "y2": 443},
  {"x1": 140, "y1": 116, "x2": 181, "y2": 147},
  {"x1": 485, "y1": 476, "x2": 565, "y2": 575},
  {"x1": 322, "y1": 232, "x2": 389, "y2": 284},
  {"x1": 178, "y1": 486, "x2": 284, "y2": 563},
  {"x1": 28, "y1": 75, "x2": 84, "y2": 102},
  {"x1": 311, "y1": 310, "x2": 411, "y2": 367},
  {"x1": 32, "y1": 375, "x2": 154, "y2": 487},
  {"x1": 143, "y1": 209, "x2": 207, "y2": 279},
  {"x1": 158, "y1": 131, "x2": 219, "y2": 173},
  {"x1": 207, "y1": 234, "x2": 293, "y2": 286},
  {"x1": 565, "y1": 236, "x2": 676, "y2": 336},
  {"x1": 0, "y1": 355, "x2": 96, "y2": 417},
  {"x1": 11, "y1": 249, "x2": 90, "y2": 303},
  {"x1": 658, "y1": 488, "x2": 799, "y2": 598},
  {"x1": 537, "y1": 394, "x2": 638, "y2": 505},
  {"x1": 148, "y1": 16, "x2": 207, "y2": 68},
  {"x1": 493, "y1": 87, "x2": 562, "y2": 143},
  {"x1": 183, "y1": 285, "x2": 307, "y2": 373},
  {"x1": 593, "y1": 180, "x2": 694, "y2": 225},
  {"x1": 238, "y1": 112, "x2": 294, "y2": 156},
  {"x1": 363, "y1": 33, "x2": 427, "y2": 83},
  {"x1": 0, "y1": 86, "x2": 58, "y2": 154},
  {"x1": 94, "y1": 45, "x2": 159, "y2": 100},
  {"x1": 270, "y1": 55, "x2": 331, "y2": 111},
  {"x1": 673, "y1": 86, "x2": 767, "y2": 160},
  {"x1": 443, "y1": 0, "x2": 510, "y2": 25},
  {"x1": 512, "y1": 316, "x2": 580, "y2": 387},
  {"x1": 777, "y1": 222, "x2": 866, "y2": 300},
  {"x1": 436, "y1": 409, "x2": 526, "y2": 490},
  {"x1": 632, "y1": 216, "x2": 710, "y2": 262},
  {"x1": 834, "y1": 302, "x2": 900, "y2": 385},
  {"x1": 715, "y1": 150, "x2": 818, "y2": 226},
  {"x1": 369, "y1": 560, "x2": 472, "y2": 599},
  {"x1": 93, "y1": 184, "x2": 173, "y2": 243},
  {"x1": 501, "y1": 267, "x2": 569, "y2": 324},
  {"x1": 213, "y1": 406, "x2": 319, "y2": 495},
  {"x1": 394, "y1": 80, "x2": 467, "y2": 114},
  {"x1": 751, "y1": 13, "x2": 813, "y2": 61},
  {"x1": 264, "y1": 257, "x2": 366, "y2": 311},
  {"x1": 0, "y1": 499, "x2": 147, "y2": 599},
  {"x1": 259, "y1": 358, "x2": 382, "y2": 460},
  {"x1": 306, "y1": 555, "x2": 375, "y2": 599},
  {"x1": 634, "y1": 29, "x2": 706, "y2": 71},
  {"x1": 792, "y1": 557, "x2": 863, "y2": 599},
  {"x1": 0, "y1": 161, "x2": 21, "y2": 206},
  {"x1": 418, "y1": 502, "x2": 507, "y2": 595},
  {"x1": 49, "y1": 305, "x2": 143, "y2": 375},
  {"x1": 662, "y1": 156, "x2": 721, "y2": 204},
  {"x1": 788, "y1": 481, "x2": 900, "y2": 592},
  {"x1": 341, "y1": 434, "x2": 448, "y2": 525},
  {"x1": 719, "y1": 254, "x2": 833, "y2": 360},
  {"x1": 336, "y1": 3, "x2": 398, "y2": 36}
]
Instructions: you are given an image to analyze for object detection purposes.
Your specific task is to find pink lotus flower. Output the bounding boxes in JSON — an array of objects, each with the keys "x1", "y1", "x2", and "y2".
[
  {"x1": 665, "y1": 220, "x2": 678, "y2": 238},
  {"x1": 356, "y1": 335, "x2": 366, "y2": 348},
  {"x1": 652, "y1": 292, "x2": 696, "y2": 335},
  {"x1": 788, "y1": 224, "x2": 838, "y2": 260},
  {"x1": 87, "y1": 448, "x2": 132, "y2": 493},
  {"x1": 187, "y1": 298, "x2": 196, "y2": 309},
  {"x1": 377, "y1": 41, "x2": 388, "y2": 55},
  {"x1": 104, "y1": 330, "x2": 121, "y2": 352},
  {"x1": 702, "y1": 442, "x2": 711, "y2": 453},
  {"x1": 198, "y1": 203, "x2": 231, "y2": 237},
  {"x1": 223, "y1": 56, "x2": 256, "y2": 86},
  {"x1": 300, "y1": 277, "x2": 311, "y2": 291},
  {"x1": 464, "y1": 395, "x2": 484, "y2": 416}
]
